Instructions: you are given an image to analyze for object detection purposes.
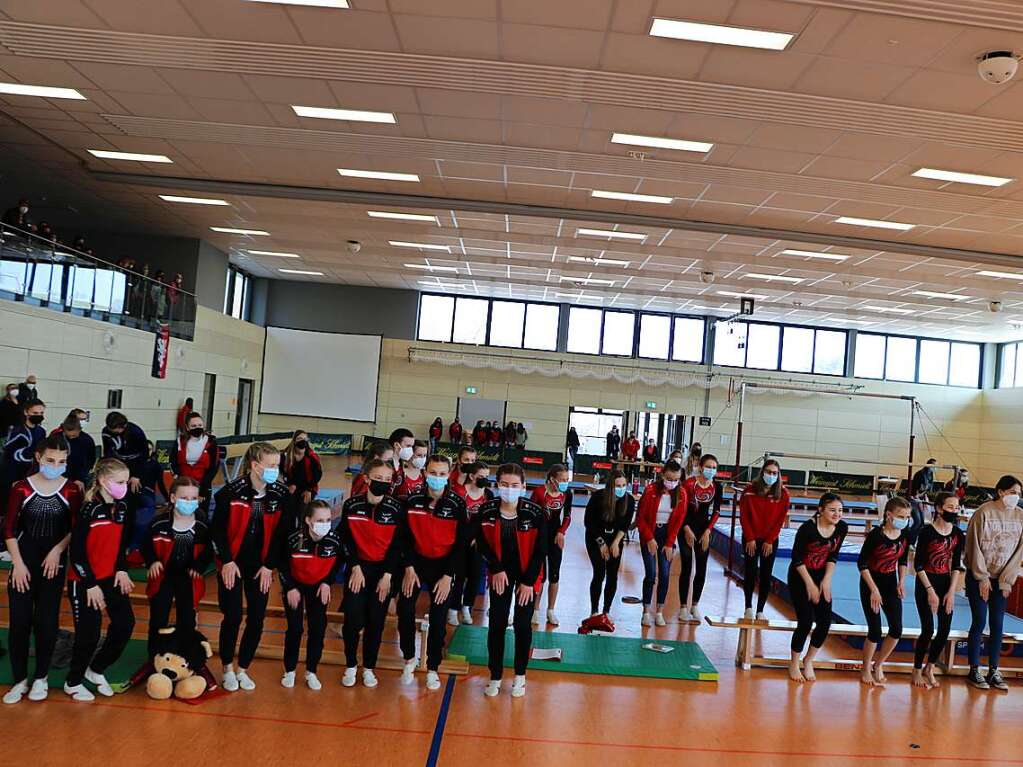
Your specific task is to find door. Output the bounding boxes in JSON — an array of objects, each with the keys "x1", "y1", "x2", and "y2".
[
  {"x1": 457, "y1": 397, "x2": 507, "y2": 439},
  {"x1": 235, "y1": 378, "x2": 253, "y2": 436},
  {"x1": 568, "y1": 407, "x2": 624, "y2": 456},
  {"x1": 202, "y1": 373, "x2": 217, "y2": 432}
]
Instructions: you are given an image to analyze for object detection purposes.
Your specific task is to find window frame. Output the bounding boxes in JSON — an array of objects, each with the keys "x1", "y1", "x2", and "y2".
[{"x1": 224, "y1": 265, "x2": 251, "y2": 321}]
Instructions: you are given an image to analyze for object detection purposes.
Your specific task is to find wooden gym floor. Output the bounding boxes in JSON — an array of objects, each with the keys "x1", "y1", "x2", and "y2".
[{"x1": 4, "y1": 456, "x2": 1023, "y2": 766}]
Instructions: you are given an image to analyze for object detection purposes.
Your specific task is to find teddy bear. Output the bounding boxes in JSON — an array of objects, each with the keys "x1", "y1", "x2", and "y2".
[{"x1": 146, "y1": 625, "x2": 214, "y2": 700}]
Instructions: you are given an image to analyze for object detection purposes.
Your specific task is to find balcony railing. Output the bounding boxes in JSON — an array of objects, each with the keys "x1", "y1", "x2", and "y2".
[{"x1": 0, "y1": 222, "x2": 196, "y2": 340}]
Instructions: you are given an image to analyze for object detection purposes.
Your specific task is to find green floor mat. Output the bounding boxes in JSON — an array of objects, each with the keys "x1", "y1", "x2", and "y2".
[
  {"x1": 0, "y1": 628, "x2": 149, "y2": 691},
  {"x1": 447, "y1": 626, "x2": 718, "y2": 681}
]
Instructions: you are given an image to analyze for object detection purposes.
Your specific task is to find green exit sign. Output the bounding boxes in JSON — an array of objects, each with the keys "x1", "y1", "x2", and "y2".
[
  {"x1": 645, "y1": 401, "x2": 657, "y2": 409},
  {"x1": 465, "y1": 386, "x2": 478, "y2": 395}
]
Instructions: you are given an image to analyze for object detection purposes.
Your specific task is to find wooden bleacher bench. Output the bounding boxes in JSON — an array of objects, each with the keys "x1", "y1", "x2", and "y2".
[{"x1": 706, "y1": 615, "x2": 1023, "y2": 678}]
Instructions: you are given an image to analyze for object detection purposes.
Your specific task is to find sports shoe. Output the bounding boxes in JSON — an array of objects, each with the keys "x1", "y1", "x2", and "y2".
[
  {"x1": 743, "y1": 608, "x2": 755, "y2": 620},
  {"x1": 426, "y1": 671, "x2": 441, "y2": 690},
  {"x1": 531, "y1": 610, "x2": 541, "y2": 626},
  {"x1": 63, "y1": 683, "x2": 94, "y2": 702},
  {"x1": 28, "y1": 678, "x2": 49, "y2": 702},
  {"x1": 511, "y1": 675, "x2": 526, "y2": 698},
  {"x1": 460, "y1": 607, "x2": 473, "y2": 624},
  {"x1": 281, "y1": 671, "x2": 296, "y2": 688},
  {"x1": 401, "y1": 659, "x2": 417, "y2": 685},
  {"x1": 655, "y1": 612, "x2": 666, "y2": 627},
  {"x1": 988, "y1": 669, "x2": 1009, "y2": 691},
  {"x1": 641, "y1": 612, "x2": 654, "y2": 627},
  {"x1": 0, "y1": 550, "x2": 11, "y2": 562},
  {"x1": 546, "y1": 609, "x2": 559, "y2": 627},
  {"x1": 678, "y1": 610, "x2": 691, "y2": 623},
  {"x1": 3, "y1": 681, "x2": 28, "y2": 705},
  {"x1": 222, "y1": 670, "x2": 239, "y2": 692},
  {"x1": 362, "y1": 669, "x2": 378, "y2": 688},
  {"x1": 85, "y1": 668, "x2": 114, "y2": 697},
  {"x1": 483, "y1": 680, "x2": 501, "y2": 697},
  {"x1": 341, "y1": 667, "x2": 358, "y2": 687},
  {"x1": 755, "y1": 612, "x2": 766, "y2": 621},
  {"x1": 237, "y1": 670, "x2": 256, "y2": 690},
  {"x1": 967, "y1": 668, "x2": 990, "y2": 689},
  {"x1": 690, "y1": 606, "x2": 702, "y2": 621},
  {"x1": 600, "y1": 614, "x2": 616, "y2": 632},
  {"x1": 305, "y1": 671, "x2": 322, "y2": 691},
  {"x1": 447, "y1": 609, "x2": 460, "y2": 627}
]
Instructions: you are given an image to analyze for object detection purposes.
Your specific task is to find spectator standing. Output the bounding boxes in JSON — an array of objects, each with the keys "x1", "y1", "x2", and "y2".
[
  {"x1": 515, "y1": 422, "x2": 528, "y2": 448},
  {"x1": 0, "y1": 383, "x2": 20, "y2": 437},
  {"x1": 449, "y1": 417, "x2": 463, "y2": 445},
  {"x1": 176, "y1": 397, "x2": 194, "y2": 437},
  {"x1": 429, "y1": 418, "x2": 443, "y2": 452},
  {"x1": 566, "y1": 426, "x2": 581, "y2": 465},
  {"x1": 17, "y1": 375, "x2": 37, "y2": 404},
  {"x1": 2, "y1": 199, "x2": 33, "y2": 231},
  {"x1": 606, "y1": 425, "x2": 621, "y2": 460}
]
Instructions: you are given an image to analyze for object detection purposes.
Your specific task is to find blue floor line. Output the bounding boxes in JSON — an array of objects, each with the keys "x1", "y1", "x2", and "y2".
[{"x1": 426, "y1": 674, "x2": 457, "y2": 767}]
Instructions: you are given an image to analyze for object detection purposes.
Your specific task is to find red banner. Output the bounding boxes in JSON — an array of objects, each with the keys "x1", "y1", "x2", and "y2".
[{"x1": 151, "y1": 323, "x2": 170, "y2": 379}]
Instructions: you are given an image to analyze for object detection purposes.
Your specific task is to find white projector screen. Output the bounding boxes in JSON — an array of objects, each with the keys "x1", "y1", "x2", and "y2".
[{"x1": 260, "y1": 327, "x2": 381, "y2": 421}]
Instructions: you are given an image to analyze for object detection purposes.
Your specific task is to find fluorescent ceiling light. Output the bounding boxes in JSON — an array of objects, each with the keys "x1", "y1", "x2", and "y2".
[
  {"x1": 744, "y1": 272, "x2": 803, "y2": 284},
  {"x1": 389, "y1": 241, "x2": 450, "y2": 252},
  {"x1": 88, "y1": 149, "x2": 172, "y2": 163},
  {"x1": 977, "y1": 270, "x2": 1023, "y2": 280},
  {"x1": 913, "y1": 167, "x2": 1012, "y2": 187},
  {"x1": 338, "y1": 168, "x2": 420, "y2": 182},
  {"x1": 834, "y1": 216, "x2": 915, "y2": 231},
  {"x1": 245, "y1": 0, "x2": 349, "y2": 7},
  {"x1": 0, "y1": 83, "x2": 86, "y2": 100},
  {"x1": 717, "y1": 290, "x2": 768, "y2": 300},
  {"x1": 247, "y1": 249, "x2": 300, "y2": 258},
  {"x1": 158, "y1": 194, "x2": 228, "y2": 206},
  {"x1": 567, "y1": 256, "x2": 631, "y2": 267},
  {"x1": 577, "y1": 227, "x2": 647, "y2": 241},
  {"x1": 292, "y1": 105, "x2": 395, "y2": 123},
  {"x1": 592, "y1": 190, "x2": 673, "y2": 204},
  {"x1": 912, "y1": 290, "x2": 972, "y2": 301},
  {"x1": 405, "y1": 263, "x2": 457, "y2": 272},
  {"x1": 779, "y1": 249, "x2": 850, "y2": 262},
  {"x1": 650, "y1": 18, "x2": 794, "y2": 50},
  {"x1": 279, "y1": 268, "x2": 324, "y2": 275},
  {"x1": 560, "y1": 276, "x2": 615, "y2": 287},
  {"x1": 611, "y1": 132, "x2": 713, "y2": 153},
  {"x1": 368, "y1": 211, "x2": 438, "y2": 223},
  {"x1": 863, "y1": 305, "x2": 914, "y2": 315},
  {"x1": 210, "y1": 226, "x2": 269, "y2": 236}
]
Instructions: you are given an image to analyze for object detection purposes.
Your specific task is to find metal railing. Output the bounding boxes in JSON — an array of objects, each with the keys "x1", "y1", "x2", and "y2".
[{"x1": 0, "y1": 222, "x2": 196, "y2": 340}]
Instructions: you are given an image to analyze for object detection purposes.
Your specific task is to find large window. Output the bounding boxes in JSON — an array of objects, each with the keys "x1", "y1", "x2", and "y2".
[
  {"x1": 714, "y1": 322, "x2": 748, "y2": 367},
  {"x1": 417, "y1": 295, "x2": 561, "y2": 349},
  {"x1": 639, "y1": 314, "x2": 671, "y2": 360},
  {"x1": 673, "y1": 317, "x2": 705, "y2": 362},
  {"x1": 224, "y1": 266, "x2": 249, "y2": 321},
  {"x1": 713, "y1": 322, "x2": 846, "y2": 375},
  {"x1": 452, "y1": 298, "x2": 488, "y2": 344},
  {"x1": 885, "y1": 336, "x2": 917, "y2": 382},
  {"x1": 524, "y1": 303, "x2": 559, "y2": 350},
  {"x1": 601, "y1": 311, "x2": 635, "y2": 356},
  {"x1": 489, "y1": 301, "x2": 525, "y2": 348},
  {"x1": 1000, "y1": 342, "x2": 1023, "y2": 388},
  {"x1": 417, "y1": 294, "x2": 454, "y2": 341},
  {"x1": 746, "y1": 324, "x2": 781, "y2": 370},
  {"x1": 566, "y1": 307, "x2": 602, "y2": 354},
  {"x1": 855, "y1": 333, "x2": 981, "y2": 387}
]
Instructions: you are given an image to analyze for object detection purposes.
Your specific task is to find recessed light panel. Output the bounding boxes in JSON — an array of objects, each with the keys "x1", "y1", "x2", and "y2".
[
  {"x1": 210, "y1": 227, "x2": 269, "y2": 236},
  {"x1": 279, "y1": 268, "x2": 324, "y2": 275},
  {"x1": 292, "y1": 105, "x2": 395, "y2": 123},
  {"x1": 577, "y1": 227, "x2": 647, "y2": 241},
  {"x1": 610, "y1": 132, "x2": 713, "y2": 153},
  {"x1": 368, "y1": 211, "x2": 438, "y2": 223},
  {"x1": 779, "y1": 249, "x2": 850, "y2": 262},
  {"x1": 159, "y1": 195, "x2": 228, "y2": 206},
  {"x1": 247, "y1": 249, "x2": 300, "y2": 258},
  {"x1": 0, "y1": 83, "x2": 86, "y2": 100},
  {"x1": 834, "y1": 216, "x2": 915, "y2": 231},
  {"x1": 591, "y1": 190, "x2": 673, "y2": 204},
  {"x1": 89, "y1": 150, "x2": 172, "y2": 163},
  {"x1": 650, "y1": 18, "x2": 794, "y2": 50},
  {"x1": 338, "y1": 168, "x2": 420, "y2": 182},
  {"x1": 390, "y1": 241, "x2": 450, "y2": 251},
  {"x1": 912, "y1": 168, "x2": 1012, "y2": 187}
]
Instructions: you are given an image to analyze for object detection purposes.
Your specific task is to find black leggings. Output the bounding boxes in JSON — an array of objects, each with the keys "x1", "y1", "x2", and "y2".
[
  {"x1": 397, "y1": 558, "x2": 451, "y2": 670},
  {"x1": 283, "y1": 583, "x2": 329, "y2": 674},
  {"x1": 7, "y1": 562, "x2": 65, "y2": 683},
  {"x1": 217, "y1": 569, "x2": 270, "y2": 667},
  {"x1": 914, "y1": 573, "x2": 953, "y2": 668},
  {"x1": 147, "y1": 571, "x2": 197, "y2": 655},
  {"x1": 487, "y1": 584, "x2": 535, "y2": 680},
  {"x1": 860, "y1": 572, "x2": 903, "y2": 645},
  {"x1": 678, "y1": 534, "x2": 710, "y2": 607},
  {"x1": 67, "y1": 578, "x2": 136, "y2": 686},
  {"x1": 788, "y1": 568, "x2": 832, "y2": 653},
  {"x1": 341, "y1": 563, "x2": 392, "y2": 670},
  {"x1": 743, "y1": 538, "x2": 777, "y2": 612},
  {"x1": 546, "y1": 528, "x2": 564, "y2": 584},
  {"x1": 451, "y1": 545, "x2": 484, "y2": 609},
  {"x1": 585, "y1": 536, "x2": 621, "y2": 615}
]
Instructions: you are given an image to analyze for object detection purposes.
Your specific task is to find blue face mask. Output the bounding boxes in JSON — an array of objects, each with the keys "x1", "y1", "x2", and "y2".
[
  {"x1": 261, "y1": 466, "x2": 280, "y2": 484},
  {"x1": 557, "y1": 481, "x2": 570, "y2": 493},
  {"x1": 763, "y1": 473, "x2": 778, "y2": 486},
  {"x1": 891, "y1": 517, "x2": 910, "y2": 530},
  {"x1": 426, "y1": 475, "x2": 448, "y2": 493},
  {"x1": 702, "y1": 467, "x2": 717, "y2": 481},
  {"x1": 175, "y1": 498, "x2": 199, "y2": 516},
  {"x1": 613, "y1": 485, "x2": 628, "y2": 499},
  {"x1": 499, "y1": 487, "x2": 522, "y2": 504},
  {"x1": 39, "y1": 463, "x2": 65, "y2": 480}
]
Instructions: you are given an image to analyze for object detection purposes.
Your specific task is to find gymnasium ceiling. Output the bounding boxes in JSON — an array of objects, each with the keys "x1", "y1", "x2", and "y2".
[{"x1": 4, "y1": 0, "x2": 1023, "y2": 340}]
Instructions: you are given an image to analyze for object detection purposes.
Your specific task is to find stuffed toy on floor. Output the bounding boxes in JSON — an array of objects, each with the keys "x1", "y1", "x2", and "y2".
[{"x1": 146, "y1": 626, "x2": 214, "y2": 700}]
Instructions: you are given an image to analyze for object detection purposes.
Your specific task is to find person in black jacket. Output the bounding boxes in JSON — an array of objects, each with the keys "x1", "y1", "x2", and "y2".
[
  {"x1": 605, "y1": 425, "x2": 621, "y2": 460},
  {"x1": 582, "y1": 470, "x2": 635, "y2": 629},
  {"x1": 0, "y1": 383, "x2": 20, "y2": 437},
  {"x1": 52, "y1": 414, "x2": 96, "y2": 491},
  {"x1": 1, "y1": 398, "x2": 46, "y2": 503},
  {"x1": 17, "y1": 375, "x2": 38, "y2": 404},
  {"x1": 102, "y1": 411, "x2": 149, "y2": 491},
  {"x1": 2, "y1": 199, "x2": 33, "y2": 230}
]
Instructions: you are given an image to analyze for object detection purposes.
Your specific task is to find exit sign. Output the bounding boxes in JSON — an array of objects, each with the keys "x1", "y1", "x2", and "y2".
[
  {"x1": 465, "y1": 386, "x2": 478, "y2": 395},
  {"x1": 645, "y1": 401, "x2": 657, "y2": 409}
]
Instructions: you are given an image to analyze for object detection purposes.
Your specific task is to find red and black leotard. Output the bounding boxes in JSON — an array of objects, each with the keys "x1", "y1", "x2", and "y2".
[
  {"x1": 394, "y1": 471, "x2": 425, "y2": 499},
  {"x1": 857, "y1": 526, "x2": 910, "y2": 576},
  {"x1": 171, "y1": 434, "x2": 219, "y2": 493},
  {"x1": 4, "y1": 478, "x2": 83, "y2": 564},
  {"x1": 914, "y1": 524, "x2": 966, "y2": 575},
  {"x1": 210, "y1": 476, "x2": 290, "y2": 574},
  {"x1": 403, "y1": 488, "x2": 468, "y2": 578},
  {"x1": 142, "y1": 515, "x2": 212, "y2": 603},
  {"x1": 476, "y1": 497, "x2": 547, "y2": 589},
  {"x1": 69, "y1": 497, "x2": 133, "y2": 588},
  {"x1": 280, "y1": 528, "x2": 342, "y2": 590},
  {"x1": 339, "y1": 493, "x2": 405, "y2": 573},
  {"x1": 682, "y1": 476, "x2": 723, "y2": 537},
  {"x1": 530, "y1": 485, "x2": 574, "y2": 535},
  {"x1": 790, "y1": 518, "x2": 849, "y2": 581}
]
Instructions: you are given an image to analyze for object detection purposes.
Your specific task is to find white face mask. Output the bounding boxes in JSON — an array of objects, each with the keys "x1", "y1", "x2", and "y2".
[
  {"x1": 398, "y1": 446, "x2": 413, "y2": 461},
  {"x1": 410, "y1": 455, "x2": 427, "y2": 470},
  {"x1": 311, "y1": 521, "x2": 332, "y2": 538},
  {"x1": 1003, "y1": 493, "x2": 1020, "y2": 509}
]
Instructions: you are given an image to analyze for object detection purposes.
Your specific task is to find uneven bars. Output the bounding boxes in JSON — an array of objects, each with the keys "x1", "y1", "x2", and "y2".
[
  {"x1": 744, "y1": 381, "x2": 915, "y2": 402},
  {"x1": 765, "y1": 451, "x2": 958, "y2": 471}
]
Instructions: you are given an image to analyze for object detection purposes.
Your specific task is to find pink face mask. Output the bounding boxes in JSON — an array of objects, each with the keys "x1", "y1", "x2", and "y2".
[
  {"x1": 662, "y1": 479, "x2": 680, "y2": 490},
  {"x1": 104, "y1": 480, "x2": 128, "y2": 500}
]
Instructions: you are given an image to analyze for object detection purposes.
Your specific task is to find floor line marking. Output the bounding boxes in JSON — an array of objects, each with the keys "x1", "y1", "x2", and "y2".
[{"x1": 425, "y1": 675, "x2": 457, "y2": 767}]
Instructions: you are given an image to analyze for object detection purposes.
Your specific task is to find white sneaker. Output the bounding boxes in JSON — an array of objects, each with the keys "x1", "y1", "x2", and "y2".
[
  {"x1": 3, "y1": 681, "x2": 28, "y2": 705},
  {"x1": 483, "y1": 680, "x2": 501, "y2": 697},
  {"x1": 85, "y1": 668, "x2": 114, "y2": 697},
  {"x1": 678, "y1": 610, "x2": 692, "y2": 623},
  {"x1": 305, "y1": 671, "x2": 322, "y2": 691},
  {"x1": 546, "y1": 609, "x2": 559, "y2": 627},
  {"x1": 460, "y1": 606, "x2": 473, "y2": 625},
  {"x1": 362, "y1": 669, "x2": 378, "y2": 688},
  {"x1": 531, "y1": 610, "x2": 541, "y2": 626},
  {"x1": 341, "y1": 667, "x2": 357, "y2": 687},
  {"x1": 222, "y1": 670, "x2": 239, "y2": 692},
  {"x1": 281, "y1": 671, "x2": 295, "y2": 688},
  {"x1": 426, "y1": 671, "x2": 441, "y2": 690},
  {"x1": 755, "y1": 612, "x2": 766, "y2": 621},
  {"x1": 0, "y1": 550, "x2": 11, "y2": 562},
  {"x1": 63, "y1": 683, "x2": 94, "y2": 702},
  {"x1": 743, "y1": 608, "x2": 755, "y2": 620},
  {"x1": 237, "y1": 670, "x2": 256, "y2": 690},
  {"x1": 401, "y1": 659, "x2": 417, "y2": 685},
  {"x1": 641, "y1": 612, "x2": 654, "y2": 627},
  {"x1": 447, "y1": 609, "x2": 459, "y2": 626},
  {"x1": 511, "y1": 675, "x2": 526, "y2": 698},
  {"x1": 690, "y1": 606, "x2": 702, "y2": 621},
  {"x1": 28, "y1": 678, "x2": 49, "y2": 701},
  {"x1": 655, "y1": 612, "x2": 666, "y2": 627}
]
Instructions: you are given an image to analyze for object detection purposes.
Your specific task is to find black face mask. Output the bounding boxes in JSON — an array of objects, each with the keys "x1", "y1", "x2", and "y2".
[
  {"x1": 189, "y1": 427, "x2": 204, "y2": 438},
  {"x1": 294, "y1": 440, "x2": 308, "y2": 450},
  {"x1": 475, "y1": 476, "x2": 490, "y2": 489},
  {"x1": 460, "y1": 463, "x2": 474, "y2": 474},
  {"x1": 28, "y1": 414, "x2": 44, "y2": 426},
  {"x1": 368, "y1": 479, "x2": 390, "y2": 497},
  {"x1": 941, "y1": 511, "x2": 959, "y2": 524}
]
